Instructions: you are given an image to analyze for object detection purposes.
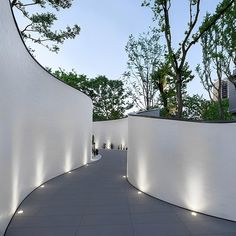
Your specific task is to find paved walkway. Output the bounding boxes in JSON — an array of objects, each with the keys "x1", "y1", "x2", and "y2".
[{"x1": 5, "y1": 150, "x2": 236, "y2": 236}]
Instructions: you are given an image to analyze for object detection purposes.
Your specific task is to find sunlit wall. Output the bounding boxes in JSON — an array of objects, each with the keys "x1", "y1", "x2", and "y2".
[
  {"x1": 128, "y1": 115, "x2": 236, "y2": 221},
  {"x1": 0, "y1": 1, "x2": 92, "y2": 235},
  {"x1": 93, "y1": 118, "x2": 128, "y2": 149}
]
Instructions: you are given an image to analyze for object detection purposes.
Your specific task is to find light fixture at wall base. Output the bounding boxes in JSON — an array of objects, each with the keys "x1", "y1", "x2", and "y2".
[{"x1": 191, "y1": 212, "x2": 197, "y2": 216}]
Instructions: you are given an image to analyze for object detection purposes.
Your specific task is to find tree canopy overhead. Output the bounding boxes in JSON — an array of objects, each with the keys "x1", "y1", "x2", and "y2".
[{"x1": 11, "y1": 0, "x2": 80, "y2": 53}]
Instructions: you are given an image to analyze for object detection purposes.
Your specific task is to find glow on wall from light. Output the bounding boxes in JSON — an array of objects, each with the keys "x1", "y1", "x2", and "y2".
[
  {"x1": 11, "y1": 163, "x2": 19, "y2": 214},
  {"x1": 35, "y1": 152, "x2": 45, "y2": 187},
  {"x1": 106, "y1": 140, "x2": 111, "y2": 149},
  {"x1": 11, "y1": 123, "x2": 21, "y2": 214},
  {"x1": 83, "y1": 147, "x2": 88, "y2": 165},
  {"x1": 94, "y1": 136, "x2": 99, "y2": 149},
  {"x1": 64, "y1": 149, "x2": 72, "y2": 173},
  {"x1": 95, "y1": 141, "x2": 99, "y2": 149},
  {"x1": 185, "y1": 173, "x2": 205, "y2": 212},
  {"x1": 121, "y1": 139, "x2": 126, "y2": 148},
  {"x1": 136, "y1": 154, "x2": 150, "y2": 193}
]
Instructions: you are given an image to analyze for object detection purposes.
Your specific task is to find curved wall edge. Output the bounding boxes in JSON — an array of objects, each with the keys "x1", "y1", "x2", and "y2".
[
  {"x1": 9, "y1": 0, "x2": 89, "y2": 97},
  {"x1": 127, "y1": 115, "x2": 236, "y2": 221},
  {"x1": 93, "y1": 118, "x2": 128, "y2": 150},
  {"x1": 0, "y1": 1, "x2": 92, "y2": 235}
]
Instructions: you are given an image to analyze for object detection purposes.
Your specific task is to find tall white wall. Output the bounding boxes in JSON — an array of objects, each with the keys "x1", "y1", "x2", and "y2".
[
  {"x1": 128, "y1": 115, "x2": 236, "y2": 221},
  {"x1": 0, "y1": 1, "x2": 92, "y2": 235},
  {"x1": 93, "y1": 118, "x2": 128, "y2": 149}
]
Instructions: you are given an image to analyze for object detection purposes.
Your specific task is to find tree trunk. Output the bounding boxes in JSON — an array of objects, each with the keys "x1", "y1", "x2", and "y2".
[
  {"x1": 146, "y1": 87, "x2": 150, "y2": 110},
  {"x1": 217, "y1": 79, "x2": 224, "y2": 120},
  {"x1": 162, "y1": 93, "x2": 168, "y2": 111},
  {"x1": 176, "y1": 73, "x2": 183, "y2": 118},
  {"x1": 158, "y1": 83, "x2": 168, "y2": 115}
]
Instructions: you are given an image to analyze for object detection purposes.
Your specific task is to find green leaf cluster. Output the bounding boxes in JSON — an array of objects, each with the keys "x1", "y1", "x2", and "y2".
[
  {"x1": 12, "y1": 0, "x2": 80, "y2": 53},
  {"x1": 182, "y1": 95, "x2": 233, "y2": 121}
]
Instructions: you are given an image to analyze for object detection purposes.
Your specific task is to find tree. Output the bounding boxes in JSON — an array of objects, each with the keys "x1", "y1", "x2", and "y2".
[
  {"x1": 182, "y1": 95, "x2": 232, "y2": 121},
  {"x1": 182, "y1": 94, "x2": 208, "y2": 120},
  {"x1": 152, "y1": 60, "x2": 194, "y2": 116},
  {"x1": 142, "y1": 0, "x2": 235, "y2": 118},
  {"x1": 89, "y1": 76, "x2": 132, "y2": 121},
  {"x1": 11, "y1": 0, "x2": 80, "y2": 53},
  {"x1": 53, "y1": 70, "x2": 132, "y2": 121},
  {"x1": 53, "y1": 68, "x2": 90, "y2": 92},
  {"x1": 196, "y1": 18, "x2": 226, "y2": 119},
  {"x1": 216, "y1": 0, "x2": 236, "y2": 85},
  {"x1": 151, "y1": 61, "x2": 175, "y2": 116},
  {"x1": 124, "y1": 30, "x2": 164, "y2": 110},
  {"x1": 202, "y1": 99, "x2": 233, "y2": 121},
  {"x1": 196, "y1": 1, "x2": 236, "y2": 119}
]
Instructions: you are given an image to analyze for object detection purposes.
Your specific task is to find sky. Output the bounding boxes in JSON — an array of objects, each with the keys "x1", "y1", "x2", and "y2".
[{"x1": 14, "y1": 0, "x2": 222, "y2": 98}]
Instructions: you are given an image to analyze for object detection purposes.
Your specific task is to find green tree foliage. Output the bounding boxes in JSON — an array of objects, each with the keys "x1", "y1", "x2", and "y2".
[
  {"x1": 89, "y1": 76, "x2": 132, "y2": 121},
  {"x1": 151, "y1": 62, "x2": 176, "y2": 116},
  {"x1": 182, "y1": 94, "x2": 208, "y2": 120},
  {"x1": 152, "y1": 60, "x2": 194, "y2": 117},
  {"x1": 53, "y1": 69, "x2": 88, "y2": 89},
  {"x1": 196, "y1": 0, "x2": 236, "y2": 120},
  {"x1": 196, "y1": 14, "x2": 226, "y2": 119},
  {"x1": 182, "y1": 95, "x2": 232, "y2": 121},
  {"x1": 142, "y1": 0, "x2": 234, "y2": 118},
  {"x1": 202, "y1": 99, "x2": 233, "y2": 121},
  {"x1": 11, "y1": 0, "x2": 80, "y2": 53},
  {"x1": 220, "y1": 0, "x2": 236, "y2": 81},
  {"x1": 53, "y1": 69, "x2": 132, "y2": 121},
  {"x1": 124, "y1": 30, "x2": 164, "y2": 110}
]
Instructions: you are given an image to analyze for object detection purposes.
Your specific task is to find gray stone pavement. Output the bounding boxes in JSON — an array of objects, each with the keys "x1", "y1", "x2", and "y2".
[{"x1": 5, "y1": 150, "x2": 236, "y2": 236}]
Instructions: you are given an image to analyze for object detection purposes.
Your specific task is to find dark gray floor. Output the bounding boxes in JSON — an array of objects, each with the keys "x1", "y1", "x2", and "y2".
[{"x1": 5, "y1": 150, "x2": 236, "y2": 236}]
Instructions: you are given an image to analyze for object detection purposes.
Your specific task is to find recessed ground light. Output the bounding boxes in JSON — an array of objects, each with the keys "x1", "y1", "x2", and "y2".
[
  {"x1": 40, "y1": 185, "x2": 45, "y2": 188},
  {"x1": 68, "y1": 171, "x2": 72, "y2": 174},
  {"x1": 191, "y1": 212, "x2": 197, "y2": 216},
  {"x1": 86, "y1": 164, "x2": 89, "y2": 167},
  {"x1": 17, "y1": 210, "x2": 23, "y2": 214},
  {"x1": 123, "y1": 175, "x2": 126, "y2": 178},
  {"x1": 138, "y1": 191, "x2": 142, "y2": 194}
]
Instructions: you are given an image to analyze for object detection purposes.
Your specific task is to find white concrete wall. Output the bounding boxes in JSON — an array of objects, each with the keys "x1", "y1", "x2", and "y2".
[
  {"x1": 93, "y1": 118, "x2": 128, "y2": 149},
  {"x1": 0, "y1": 1, "x2": 92, "y2": 235},
  {"x1": 128, "y1": 115, "x2": 236, "y2": 221}
]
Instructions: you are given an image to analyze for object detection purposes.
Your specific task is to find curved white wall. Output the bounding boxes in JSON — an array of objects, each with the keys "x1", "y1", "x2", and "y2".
[
  {"x1": 128, "y1": 115, "x2": 236, "y2": 221},
  {"x1": 0, "y1": 1, "x2": 92, "y2": 235},
  {"x1": 93, "y1": 118, "x2": 128, "y2": 149}
]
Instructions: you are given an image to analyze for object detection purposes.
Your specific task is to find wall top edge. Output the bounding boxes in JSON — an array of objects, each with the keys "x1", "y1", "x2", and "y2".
[
  {"x1": 93, "y1": 117, "x2": 128, "y2": 123},
  {"x1": 129, "y1": 114, "x2": 236, "y2": 124}
]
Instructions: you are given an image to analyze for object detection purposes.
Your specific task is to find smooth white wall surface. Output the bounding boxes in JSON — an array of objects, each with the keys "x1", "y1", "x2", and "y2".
[
  {"x1": 128, "y1": 116, "x2": 236, "y2": 221},
  {"x1": 0, "y1": 1, "x2": 92, "y2": 235},
  {"x1": 93, "y1": 118, "x2": 128, "y2": 149}
]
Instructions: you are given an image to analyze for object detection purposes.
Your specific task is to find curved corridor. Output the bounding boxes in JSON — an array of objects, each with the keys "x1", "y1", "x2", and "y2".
[{"x1": 5, "y1": 150, "x2": 236, "y2": 236}]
